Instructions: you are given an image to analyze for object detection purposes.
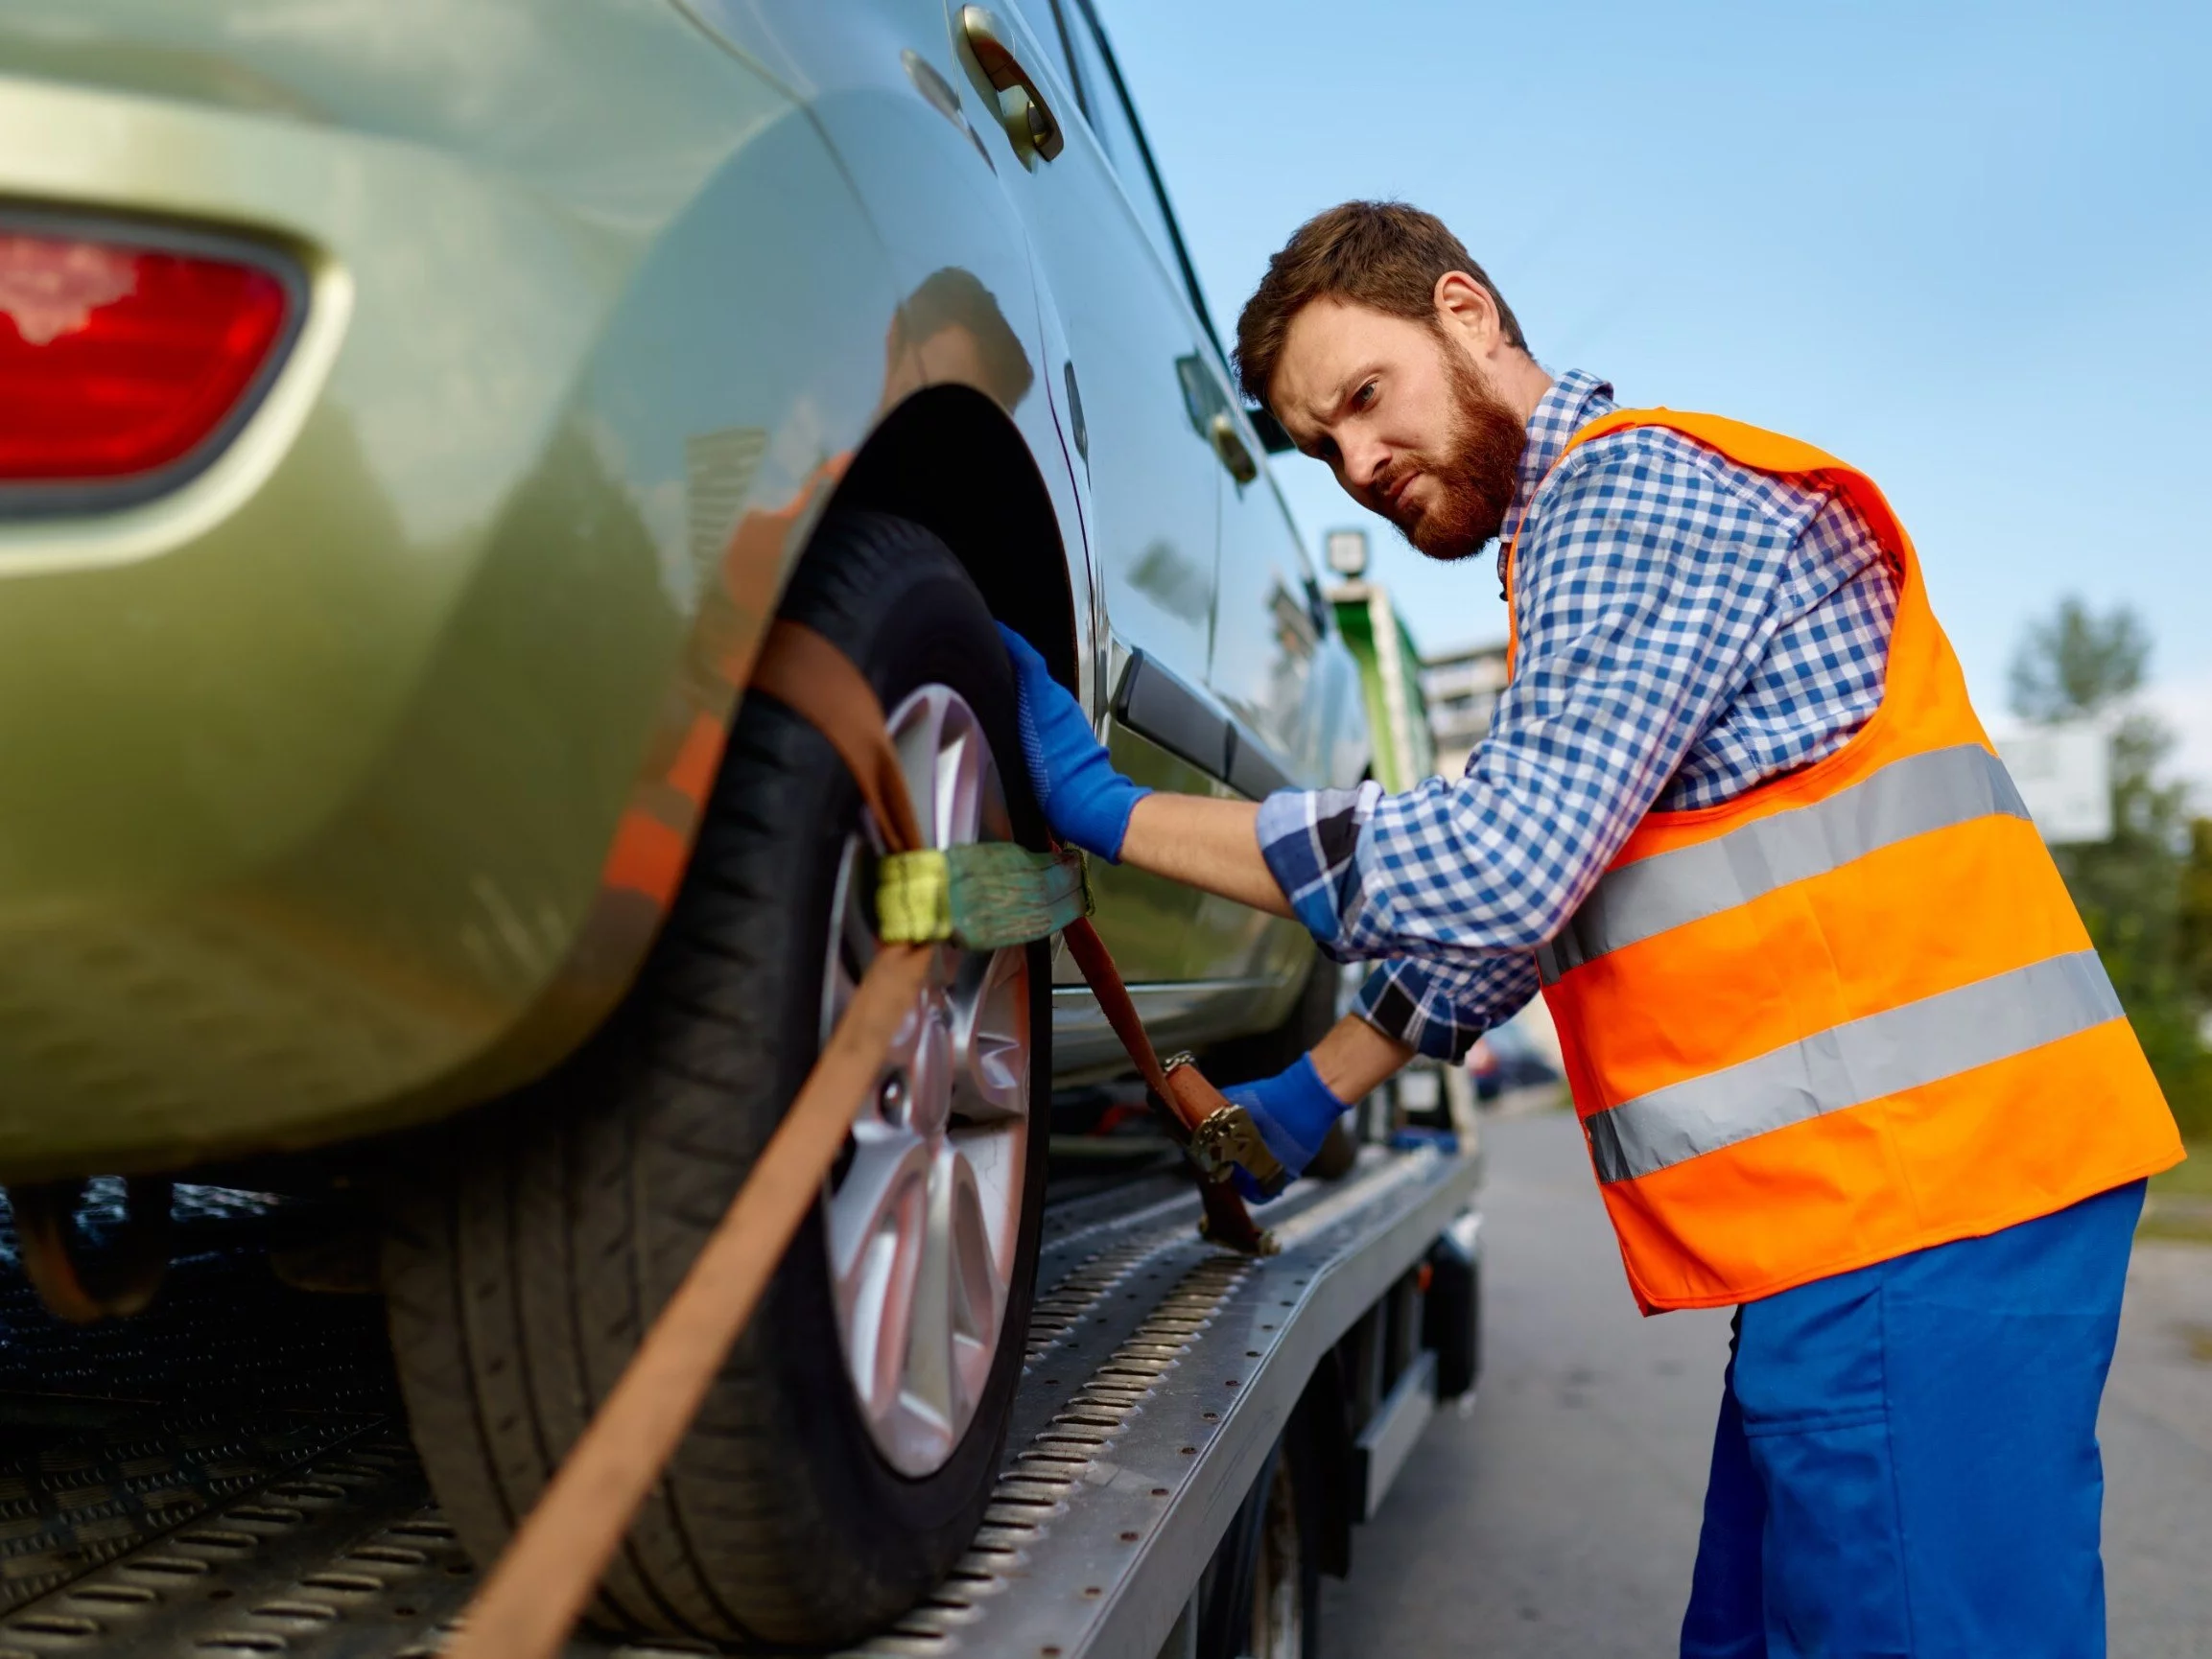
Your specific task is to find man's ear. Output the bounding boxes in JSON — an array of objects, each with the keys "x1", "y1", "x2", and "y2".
[{"x1": 1432, "y1": 270, "x2": 1500, "y2": 352}]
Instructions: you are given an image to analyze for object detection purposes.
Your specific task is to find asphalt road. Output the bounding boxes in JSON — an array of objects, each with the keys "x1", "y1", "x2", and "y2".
[{"x1": 1326, "y1": 1107, "x2": 2212, "y2": 1658}]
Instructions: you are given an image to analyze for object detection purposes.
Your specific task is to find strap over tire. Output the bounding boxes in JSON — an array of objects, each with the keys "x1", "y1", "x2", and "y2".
[{"x1": 447, "y1": 619, "x2": 1282, "y2": 1659}]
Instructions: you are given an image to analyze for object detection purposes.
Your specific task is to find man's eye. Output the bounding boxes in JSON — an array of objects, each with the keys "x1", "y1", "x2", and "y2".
[{"x1": 1352, "y1": 382, "x2": 1377, "y2": 410}]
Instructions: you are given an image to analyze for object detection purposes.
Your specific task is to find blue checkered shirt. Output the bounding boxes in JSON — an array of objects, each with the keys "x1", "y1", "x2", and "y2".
[{"x1": 1258, "y1": 369, "x2": 1898, "y2": 1059}]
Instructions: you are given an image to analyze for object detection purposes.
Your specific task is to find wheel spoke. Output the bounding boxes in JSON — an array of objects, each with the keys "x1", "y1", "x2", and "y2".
[
  {"x1": 951, "y1": 1120, "x2": 1025, "y2": 1280},
  {"x1": 819, "y1": 835, "x2": 878, "y2": 1042},
  {"x1": 952, "y1": 946, "x2": 1030, "y2": 1124},
  {"x1": 888, "y1": 689, "x2": 944, "y2": 851},
  {"x1": 888, "y1": 686, "x2": 999, "y2": 851},
  {"x1": 897, "y1": 1145, "x2": 961, "y2": 1446},
  {"x1": 944, "y1": 1145, "x2": 1002, "y2": 1421},
  {"x1": 901, "y1": 1144, "x2": 1001, "y2": 1444},
  {"x1": 931, "y1": 720, "x2": 985, "y2": 849},
  {"x1": 826, "y1": 1128, "x2": 931, "y2": 1427}
]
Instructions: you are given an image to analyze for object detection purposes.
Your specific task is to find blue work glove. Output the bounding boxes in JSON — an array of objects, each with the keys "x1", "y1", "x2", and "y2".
[
  {"x1": 1224, "y1": 1053, "x2": 1351, "y2": 1203},
  {"x1": 997, "y1": 623, "x2": 1150, "y2": 862}
]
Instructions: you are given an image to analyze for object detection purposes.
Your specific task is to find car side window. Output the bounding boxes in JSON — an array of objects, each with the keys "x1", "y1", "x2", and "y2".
[
  {"x1": 1005, "y1": 0, "x2": 1085, "y2": 110},
  {"x1": 1060, "y1": 3, "x2": 1188, "y2": 287}
]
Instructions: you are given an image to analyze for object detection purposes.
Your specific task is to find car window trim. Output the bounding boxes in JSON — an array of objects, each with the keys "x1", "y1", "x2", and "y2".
[
  {"x1": 1064, "y1": 0, "x2": 1224, "y2": 364},
  {"x1": 1041, "y1": 0, "x2": 1094, "y2": 122},
  {"x1": 1065, "y1": 5, "x2": 1297, "y2": 457}
]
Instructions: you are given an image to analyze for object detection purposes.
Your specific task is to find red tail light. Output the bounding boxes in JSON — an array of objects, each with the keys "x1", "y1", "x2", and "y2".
[{"x1": 0, "y1": 221, "x2": 298, "y2": 495}]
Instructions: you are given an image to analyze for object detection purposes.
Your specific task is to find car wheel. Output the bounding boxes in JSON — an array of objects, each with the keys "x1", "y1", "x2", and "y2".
[
  {"x1": 1196, "y1": 1433, "x2": 1322, "y2": 1659},
  {"x1": 1247, "y1": 1444, "x2": 1322, "y2": 1659},
  {"x1": 381, "y1": 511, "x2": 1049, "y2": 1647}
]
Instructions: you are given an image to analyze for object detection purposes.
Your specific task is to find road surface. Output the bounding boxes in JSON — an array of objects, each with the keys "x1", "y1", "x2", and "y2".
[{"x1": 1327, "y1": 1107, "x2": 2212, "y2": 1658}]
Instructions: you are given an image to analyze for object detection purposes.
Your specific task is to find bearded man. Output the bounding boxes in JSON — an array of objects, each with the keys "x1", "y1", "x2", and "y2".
[{"x1": 997, "y1": 200, "x2": 2183, "y2": 1657}]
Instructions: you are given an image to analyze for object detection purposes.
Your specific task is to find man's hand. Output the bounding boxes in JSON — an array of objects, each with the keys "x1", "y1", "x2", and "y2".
[
  {"x1": 1225, "y1": 1014, "x2": 1417, "y2": 1201},
  {"x1": 1224, "y1": 1054, "x2": 1352, "y2": 1202},
  {"x1": 998, "y1": 624, "x2": 1150, "y2": 861}
]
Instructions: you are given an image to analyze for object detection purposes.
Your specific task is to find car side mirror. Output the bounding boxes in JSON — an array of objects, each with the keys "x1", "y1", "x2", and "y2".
[{"x1": 1245, "y1": 405, "x2": 1295, "y2": 455}]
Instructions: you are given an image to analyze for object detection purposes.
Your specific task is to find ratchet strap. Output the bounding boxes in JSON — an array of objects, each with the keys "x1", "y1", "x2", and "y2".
[
  {"x1": 1058, "y1": 915, "x2": 1291, "y2": 1218},
  {"x1": 448, "y1": 620, "x2": 1282, "y2": 1659}
]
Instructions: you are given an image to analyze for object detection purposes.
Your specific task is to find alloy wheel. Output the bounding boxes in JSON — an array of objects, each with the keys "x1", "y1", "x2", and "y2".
[{"x1": 819, "y1": 683, "x2": 1033, "y2": 1477}]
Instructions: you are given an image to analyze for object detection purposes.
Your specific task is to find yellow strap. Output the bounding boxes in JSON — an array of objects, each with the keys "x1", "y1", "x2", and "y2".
[
  {"x1": 878, "y1": 850, "x2": 954, "y2": 944},
  {"x1": 879, "y1": 843, "x2": 1094, "y2": 949}
]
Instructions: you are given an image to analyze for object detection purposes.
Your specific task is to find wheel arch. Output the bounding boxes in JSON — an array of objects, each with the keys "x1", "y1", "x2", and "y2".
[{"x1": 834, "y1": 383, "x2": 1083, "y2": 695}]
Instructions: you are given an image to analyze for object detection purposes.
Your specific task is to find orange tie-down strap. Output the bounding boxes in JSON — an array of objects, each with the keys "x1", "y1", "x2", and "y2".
[{"x1": 447, "y1": 620, "x2": 1275, "y2": 1659}]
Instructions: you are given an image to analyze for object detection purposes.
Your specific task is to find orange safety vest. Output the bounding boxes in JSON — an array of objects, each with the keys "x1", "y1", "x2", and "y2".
[{"x1": 1503, "y1": 409, "x2": 2183, "y2": 1314}]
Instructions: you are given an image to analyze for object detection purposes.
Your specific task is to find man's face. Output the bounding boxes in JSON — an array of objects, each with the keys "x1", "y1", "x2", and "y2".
[{"x1": 1270, "y1": 297, "x2": 1527, "y2": 560}]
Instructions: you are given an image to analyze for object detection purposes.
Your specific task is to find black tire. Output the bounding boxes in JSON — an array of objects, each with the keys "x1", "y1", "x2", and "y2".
[
  {"x1": 1197, "y1": 1432, "x2": 1324, "y2": 1659},
  {"x1": 1424, "y1": 1227, "x2": 1481, "y2": 1400},
  {"x1": 381, "y1": 512, "x2": 1050, "y2": 1648}
]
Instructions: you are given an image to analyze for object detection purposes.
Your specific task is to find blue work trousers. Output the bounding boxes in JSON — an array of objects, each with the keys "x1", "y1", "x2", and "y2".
[{"x1": 1680, "y1": 1180, "x2": 2144, "y2": 1659}]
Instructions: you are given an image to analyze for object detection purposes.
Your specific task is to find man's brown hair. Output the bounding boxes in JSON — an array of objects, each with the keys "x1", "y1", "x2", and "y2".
[{"x1": 1234, "y1": 201, "x2": 1527, "y2": 411}]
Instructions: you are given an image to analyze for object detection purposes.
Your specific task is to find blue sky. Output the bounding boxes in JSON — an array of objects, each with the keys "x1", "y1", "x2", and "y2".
[{"x1": 1100, "y1": 0, "x2": 2212, "y2": 787}]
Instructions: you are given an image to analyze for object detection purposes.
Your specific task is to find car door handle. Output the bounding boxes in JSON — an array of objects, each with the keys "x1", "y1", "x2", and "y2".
[
  {"x1": 1115, "y1": 650, "x2": 1303, "y2": 798},
  {"x1": 1114, "y1": 649, "x2": 1233, "y2": 781},
  {"x1": 1208, "y1": 411, "x2": 1259, "y2": 484},
  {"x1": 959, "y1": 6, "x2": 1066, "y2": 160}
]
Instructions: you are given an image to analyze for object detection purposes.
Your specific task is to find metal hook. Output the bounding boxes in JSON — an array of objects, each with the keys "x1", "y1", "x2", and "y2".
[{"x1": 7, "y1": 1176, "x2": 174, "y2": 1321}]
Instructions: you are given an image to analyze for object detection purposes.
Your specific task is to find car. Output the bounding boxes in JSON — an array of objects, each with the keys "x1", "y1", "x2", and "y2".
[
  {"x1": 0, "y1": 1, "x2": 1370, "y2": 1647},
  {"x1": 1479, "y1": 1016, "x2": 1564, "y2": 1094}
]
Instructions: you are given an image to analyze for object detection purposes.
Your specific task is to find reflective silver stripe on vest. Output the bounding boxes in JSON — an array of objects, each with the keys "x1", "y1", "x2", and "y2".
[
  {"x1": 1538, "y1": 744, "x2": 2029, "y2": 984},
  {"x1": 1584, "y1": 948, "x2": 2121, "y2": 1184}
]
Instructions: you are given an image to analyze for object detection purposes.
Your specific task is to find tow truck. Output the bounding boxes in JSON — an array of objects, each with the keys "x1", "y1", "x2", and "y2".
[
  {"x1": 0, "y1": 566, "x2": 1481, "y2": 1659},
  {"x1": 0, "y1": 1133, "x2": 1478, "y2": 1659}
]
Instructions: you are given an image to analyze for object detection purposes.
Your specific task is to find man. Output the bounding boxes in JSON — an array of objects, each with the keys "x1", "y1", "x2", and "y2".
[{"x1": 998, "y1": 201, "x2": 2184, "y2": 1657}]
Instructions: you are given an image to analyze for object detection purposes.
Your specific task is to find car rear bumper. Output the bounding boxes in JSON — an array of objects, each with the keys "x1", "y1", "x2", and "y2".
[{"x1": 0, "y1": 72, "x2": 674, "y2": 1179}]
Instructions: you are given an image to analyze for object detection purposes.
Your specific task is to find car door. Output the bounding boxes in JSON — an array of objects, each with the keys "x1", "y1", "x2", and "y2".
[
  {"x1": 1033, "y1": 2, "x2": 1334, "y2": 803},
  {"x1": 977, "y1": 1, "x2": 1217, "y2": 688},
  {"x1": 1053, "y1": 1, "x2": 1340, "y2": 999},
  {"x1": 1188, "y1": 359, "x2": 1330, "y2": 788},
  {"x1": 949, "y1": 0, "x2": 1276, "y2": 1057}
]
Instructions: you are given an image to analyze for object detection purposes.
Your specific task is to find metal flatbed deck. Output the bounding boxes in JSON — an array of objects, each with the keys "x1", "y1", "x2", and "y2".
[{"x1": 0, "y1": 1143, "x2": 1480, "y2": 1659}]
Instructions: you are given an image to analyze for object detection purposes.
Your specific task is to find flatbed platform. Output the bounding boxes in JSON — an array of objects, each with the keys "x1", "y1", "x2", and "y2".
[{"x1": 0, "y1": 1142, "x2": 1480, "y2": 1659}]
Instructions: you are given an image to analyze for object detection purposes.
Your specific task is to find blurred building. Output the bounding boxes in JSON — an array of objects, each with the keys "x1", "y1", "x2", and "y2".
[{"x1": 1421, "y1": 642, "x2": 1509, "y2": 777}]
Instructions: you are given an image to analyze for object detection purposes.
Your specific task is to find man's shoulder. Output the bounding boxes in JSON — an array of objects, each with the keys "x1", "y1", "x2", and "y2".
[{"x1": 1538, "y1": 417, "x2": 1827, "y2": 542}]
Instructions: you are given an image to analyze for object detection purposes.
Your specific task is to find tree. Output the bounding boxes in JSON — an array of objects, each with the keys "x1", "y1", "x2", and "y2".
[
  {"x1": 2182, "y1": 817, "x2": 2212, "y2": 1014},
  {"x1": 2009, "y1": 598, "x2": 2209, "y2": 1138},
  {"x1": 2007, "y1": 598, "x2": 2152, "y2": 724}
]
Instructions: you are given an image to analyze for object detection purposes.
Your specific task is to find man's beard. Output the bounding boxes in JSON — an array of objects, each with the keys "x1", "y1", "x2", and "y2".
[{"x1": 1383, "y1": 344, "x2": 1527, "y2": 562}]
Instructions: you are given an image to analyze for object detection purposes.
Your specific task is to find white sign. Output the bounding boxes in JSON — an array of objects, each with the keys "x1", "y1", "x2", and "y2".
[
  {"x1": 1994, "y1": 723, "x2": 2112, "y2": 845},
  {"x1": 1324, "y1": 527, "x2": 1370, "y2": 576}
]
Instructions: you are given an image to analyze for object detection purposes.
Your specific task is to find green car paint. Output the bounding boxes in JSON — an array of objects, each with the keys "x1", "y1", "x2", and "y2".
[
  {"x1": 0, "y1": 0, "x2": 1363, "y2": 1180},
  {"x1": 0, "y1": 4, "x2": 913, "y2": 1180}
]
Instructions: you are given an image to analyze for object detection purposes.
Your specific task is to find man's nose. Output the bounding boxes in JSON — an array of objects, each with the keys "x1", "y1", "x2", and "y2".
[{"x1": 1342, "y1": 434, "x2": 1392, "y2": 494}]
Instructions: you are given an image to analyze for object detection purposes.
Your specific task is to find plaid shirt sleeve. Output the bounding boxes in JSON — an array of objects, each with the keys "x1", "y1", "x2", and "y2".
[
  {"x1": 1353, "y1": 955, "x2": 1541, "y2": 1061},
  {"x1": 1257, "y1": 427, "x2": 1828, "y2": 1048}
]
